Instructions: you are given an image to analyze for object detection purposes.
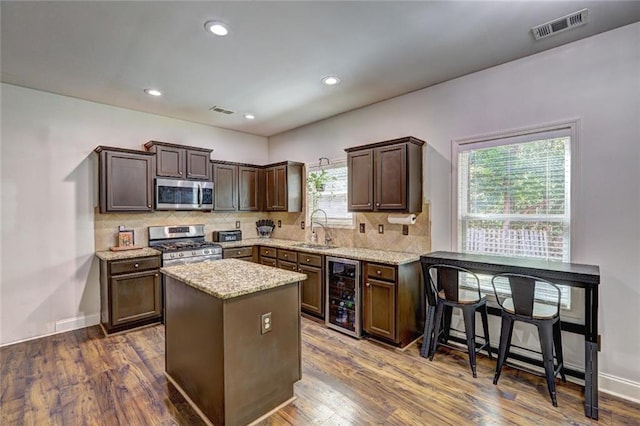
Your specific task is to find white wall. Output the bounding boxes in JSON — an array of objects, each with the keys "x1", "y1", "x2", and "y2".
[
  {"x1": 0, "y1": 84, "x2": 268, "y2": 345},
  {"x1": 269, "y1": 24, "x2": 640, "y2": 399}
]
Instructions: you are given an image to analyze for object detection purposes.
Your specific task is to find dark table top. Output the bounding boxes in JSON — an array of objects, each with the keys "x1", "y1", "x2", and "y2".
[{"x1": 421, "y1": 251, "x2": 600, "y2": 286}]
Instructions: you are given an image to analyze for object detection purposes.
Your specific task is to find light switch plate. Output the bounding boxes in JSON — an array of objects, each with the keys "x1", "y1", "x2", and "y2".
[
  {"x1": 301, "y1": 221, "x2": 305, "y2": 230},
  {"x1": 402, "y1": 225, "x2": 409, "y2": 235},
  {"x1": 378, "y1": 224, "x2": 384, "y2": 234},
  {"x1": 235, "y1": 221, "x2": 241, "y2": 229},
  {"x1": 359, "y1": 223, "x2": 365, "y2": 233},
  {"x1": 277, "y1": 220, "x2": 282, "y2": 228}
]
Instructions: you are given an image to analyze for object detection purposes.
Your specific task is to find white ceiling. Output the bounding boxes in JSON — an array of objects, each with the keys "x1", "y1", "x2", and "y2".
[{"x1": 2, "y1": 1, "x2": 639, "y2": 137}]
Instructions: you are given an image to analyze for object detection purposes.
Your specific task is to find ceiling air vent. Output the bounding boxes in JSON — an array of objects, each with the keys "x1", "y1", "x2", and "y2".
[
  {"x1": 532, "y1": 8, "x2": 589, "y2": 40},
  {"x1": 209, "y1": 106, "x2": 235, "y2": 115}
]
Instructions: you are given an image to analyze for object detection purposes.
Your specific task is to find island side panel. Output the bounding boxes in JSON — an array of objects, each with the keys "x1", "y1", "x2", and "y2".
[
  {"x1": 223, "y1": 282, "x2": 301, "y2": 426},
  {"x1": 165, "y1": 276, "x2": 226, "y2": 425}
]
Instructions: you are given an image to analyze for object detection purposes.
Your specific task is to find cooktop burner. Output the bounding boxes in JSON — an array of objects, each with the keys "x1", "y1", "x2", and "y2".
[{"x1": 153, "y1": 240, "x2": 221, "y2": 252}]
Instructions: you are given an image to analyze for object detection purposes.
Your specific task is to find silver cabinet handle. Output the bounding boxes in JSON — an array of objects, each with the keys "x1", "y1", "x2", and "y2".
[
  {"x1": 306, "y1": 258, "x2": 310, "y2": 262},
  {"x1": 366, "y1": 282, "x2": 370, "y2": 287},
  {"x1": 376, "y1": 202, "x2": 380, "y2": 207},
  {"x1": 376, "y1": 270, "x2": 382, "y2": 275},
  {"x1": 134, "y1": 263, "x2": 139, "y2": 268},
  {"x1": 155, "y1": 273, "x2": 159, "y2": 277}
]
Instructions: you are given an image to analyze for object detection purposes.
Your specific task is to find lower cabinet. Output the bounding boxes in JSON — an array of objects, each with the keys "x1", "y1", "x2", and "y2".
[
  {"x1": 259, "y1": 246, "x2": 278, "y2": 267},
  {"x1": 273, "y1": 248, "x2": 325, "y2": 319},
  {"x1": 362, "y1": 261, "x2": 423, "y2": 347},
  {"x1": 222, "y1": 246, "x2": 256, "y2": 262},
  {"x1": 297, "y1": 253, "x2": 324, "y2": 319},
  {"x1": 99, "y1": 255, "x2": 162, "y2": 334}
]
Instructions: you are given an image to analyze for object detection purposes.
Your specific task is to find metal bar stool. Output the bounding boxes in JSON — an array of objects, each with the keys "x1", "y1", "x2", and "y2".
[
  {"x1": 491, "y1": 273, "x2": 567, "y2": 407},
  {"x1": 424, "y1": 264, "x2": 492, "y2": 378}
]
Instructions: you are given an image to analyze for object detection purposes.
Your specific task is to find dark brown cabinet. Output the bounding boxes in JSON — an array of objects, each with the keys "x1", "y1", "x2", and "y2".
[
  {"x1": 265, "y1": 162, "x2": 303, "y2": 212},
  {"x1": 212, "y1": 163, "x2": 237, "y2": 211},
  {"x1": 362, "y1": 261, "x2": 423, "y2": 347},
  {"x1": 238, "y1": 166, "x2": 261, "y2": 211},
  {"x1": 297, "y1": 253, "x2": 324, "y2": 318},
  {"x1": 259, "y1": 246, "x2": 278, "y2": 267},
  {"x1": 145, "y1": 141, "x2": 212, "y2": 180},
  {"x1": 95, "y1": 146, "x2": 154, "y2": 213},
  {"x1": 345, "y1": 136, "x2": 424, "y2": 213},
  {"x1": 222, "y1": 246, "x2": 256, "y2": 262},
  {"x1": 99, "y1": 254, "x2": 162, "y2": 334},
  {"x1": 211, "y1": 161, "x2": 262, "y2": 211}
]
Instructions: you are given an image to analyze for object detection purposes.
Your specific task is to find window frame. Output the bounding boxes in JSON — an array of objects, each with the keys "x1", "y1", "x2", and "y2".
[
  {"x1": 451, "y1": 119, "x2": 583, "y2": 320},
  {"x1": 306, "y1": 158, "x2": 355, "y2": 229}
]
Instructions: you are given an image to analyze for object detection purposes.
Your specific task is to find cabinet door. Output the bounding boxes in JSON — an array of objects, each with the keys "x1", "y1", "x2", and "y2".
[
  {"x1": 363, "y1": 277, "x2": 396, "y2": 341},
  {"x1": 265, "y1": 166, "x2": 287, "y2": 211},
  {"x1": 156, "y1": 145, "x2": 185, "y2": 178},
  {"x1": 187, "y1": 149, "x2": 212, "y2": 180},
  {"x1": 260, "y1": 257, "x2": 278, "y2": 267},
  {"x1": 110, "y1": 270, "x2": 161, "y2": 327},
  {"x1": 375, "y1": 144, "x2": 407, "y2": 210},
  {"x1": 104, "y1": 151, "x2": 153, "y2": 212},
  {"x1": 298, "y1": 264, "x2": 324, "y2": 317},
  {"x1": 238, "y1": 166, "x2": 260, "y2": 211},
  {"x1": 347, "y1": 150, "x2": 374, "y2": 211},
  {"x1": 277, "y1": 259, "x2": 298, "y2": 272},
  {"x1": 213, "y1": 163, "x2": 237, "y2": 211}
]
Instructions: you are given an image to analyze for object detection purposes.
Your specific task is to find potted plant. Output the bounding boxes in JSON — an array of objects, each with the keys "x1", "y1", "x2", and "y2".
[{"x1": 307, "y1": 169, "x2": 336, "y2": 210}]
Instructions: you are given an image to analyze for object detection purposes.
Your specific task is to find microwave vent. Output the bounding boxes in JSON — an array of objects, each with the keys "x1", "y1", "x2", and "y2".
[
  {"x1": 209, "y1": 106, "x2": 235, "y2": 115},
  {"x1": 532, "y1": 8, "x2": 589, "y2": 40}
]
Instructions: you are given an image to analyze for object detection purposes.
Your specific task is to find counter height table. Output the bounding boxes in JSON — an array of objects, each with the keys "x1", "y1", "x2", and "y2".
[
  {"x1": 162, "y1": 259, "x2": 307, "y2": 426},
  {"x1": 420, "y1": 251, "x2": 601, "y2": 419}
]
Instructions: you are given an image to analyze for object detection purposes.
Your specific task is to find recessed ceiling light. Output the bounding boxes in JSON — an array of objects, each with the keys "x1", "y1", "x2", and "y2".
[
  {"x1": 321, "y1": 76, "x2": 340, "y2": 86},
  {"x1": 244, "y1": 113, "x2": 256, "y2": 120},
  {"x1": 144, "y1": 88, "x2": 162, "y2": 97},
  {"x1": 205, "y1": 21, "x2": 229, "y2": 36}
]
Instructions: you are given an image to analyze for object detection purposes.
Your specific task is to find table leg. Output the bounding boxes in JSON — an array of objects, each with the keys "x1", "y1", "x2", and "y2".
[{"x1": 584, "y1": 286, "x2": 599, "y2": 420}]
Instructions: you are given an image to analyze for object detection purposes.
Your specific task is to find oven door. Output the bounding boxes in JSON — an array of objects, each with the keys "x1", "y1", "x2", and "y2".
[{"x1": 155, "y1": 178, "x2": 213, "y2": 210}]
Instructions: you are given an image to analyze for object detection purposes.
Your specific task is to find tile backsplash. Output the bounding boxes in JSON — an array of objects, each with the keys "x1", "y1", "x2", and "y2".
[{"x1": 95, "y1": 204, "x2": 431, "y2": 254}]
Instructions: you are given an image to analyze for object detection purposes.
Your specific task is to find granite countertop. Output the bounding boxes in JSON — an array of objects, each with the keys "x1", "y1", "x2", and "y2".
[
  {"x1": 218, "y1": 238, "x2": 420, "y2": 265},
  {"x1": 95, "y1": 247, "x2": 161, "y2": 261},
  {"x1": 161, "y1": 258, "x2": 307, "y2": 300}
]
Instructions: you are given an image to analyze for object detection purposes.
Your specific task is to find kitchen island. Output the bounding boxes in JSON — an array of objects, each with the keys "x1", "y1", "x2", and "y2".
[{"x1": 161, "y1": 259, "x2": 307, "y2": 426}]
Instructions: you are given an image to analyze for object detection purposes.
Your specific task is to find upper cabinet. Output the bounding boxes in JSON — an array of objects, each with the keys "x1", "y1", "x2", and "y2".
[
  {"x1": 264, "y1": 162, "x2": 303, "y2": 212},
  {"x1": 345, "y1": 136, "x2": 424, "y2": 213},
  {"x1": 144, "y1": 141, "x2": 212, "y2": 181},
  {"x1": 211, "y1": 161, "x2": 263, "y2": 212},
  {"x1": 94, "y1": 146, "x2": 155, "y2": 213}
]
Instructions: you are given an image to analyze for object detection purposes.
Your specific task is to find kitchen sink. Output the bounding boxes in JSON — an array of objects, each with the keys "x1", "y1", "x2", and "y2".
[{"x1": 293, "y1": 243, "x2": 338, "y2": 250}]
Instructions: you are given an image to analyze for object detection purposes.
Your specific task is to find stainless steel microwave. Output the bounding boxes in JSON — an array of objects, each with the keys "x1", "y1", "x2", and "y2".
[{"x1": 155, "y1": 178, "x2": 213, "y2": 210}]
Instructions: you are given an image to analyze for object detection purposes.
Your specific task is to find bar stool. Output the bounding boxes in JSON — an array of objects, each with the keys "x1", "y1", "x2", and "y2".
[
  {"x1": 426, "y1": 264, "x2": 492, "y2": 378},
  {"x1": 491, "y1": 273, "x2": 566, "y2": 407}
]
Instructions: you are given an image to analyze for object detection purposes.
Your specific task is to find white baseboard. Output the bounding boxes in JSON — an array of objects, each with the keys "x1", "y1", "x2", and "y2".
[
  {"x1": 600, "y1": 373, "x2": 640, "y2": 404},
  {"x1": 55, "y1": 313, "x2": 100, "y2": 333}
]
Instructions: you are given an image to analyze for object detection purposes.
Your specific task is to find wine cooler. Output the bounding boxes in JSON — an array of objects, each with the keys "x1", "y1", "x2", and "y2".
[{"x1": 326, "y1": 256, "x2": 361, "y2": 338}]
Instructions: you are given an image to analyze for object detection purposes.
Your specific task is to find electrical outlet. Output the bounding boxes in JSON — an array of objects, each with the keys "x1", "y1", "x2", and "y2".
[
  {"x1": 402, "y1": 225, "x2": 409, "y2": 235},
  {"x1": 277, "y1": 220, "x2": 282, "y2": 228},
  {"x1": 359, "y1": 223, "x2": 365, "y2": 233},
  {"x1": 235, "y1": 221, "x2": 241, "y2": 229},
  {"x1": 261, "y1": 312, "x2": 272, "y2": 334},
  {"x1": 301, "y1": 221, "x2": 305, "y2": 229},
  {"x1": 378, "y1": 224, "x2": 384, "y2": 234}
]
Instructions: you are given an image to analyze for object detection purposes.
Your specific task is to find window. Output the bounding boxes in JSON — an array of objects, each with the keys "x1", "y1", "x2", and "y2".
[
  {"x1": 306, "y1": 159, "x2": 354, "y2": 228},
  {"x1": 454, "y1": 124, "x2": 574, "y2": 308}
]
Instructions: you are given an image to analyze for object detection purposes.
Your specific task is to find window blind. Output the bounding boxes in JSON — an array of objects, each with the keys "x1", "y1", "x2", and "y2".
[{"x1": 307, "y1": 159, "x2": 354, "y2": 228}]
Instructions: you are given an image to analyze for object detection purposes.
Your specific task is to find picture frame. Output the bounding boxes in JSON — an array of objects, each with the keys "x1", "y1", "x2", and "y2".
[{"x1": 117, "y1": 230, "x2": 135, "y2": 247}]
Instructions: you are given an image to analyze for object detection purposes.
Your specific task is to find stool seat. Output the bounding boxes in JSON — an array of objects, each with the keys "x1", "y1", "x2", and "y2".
[
  {"x1": 438, "y1": 288, "x2": 481, "y2": 305},
  {"x1": 502, "y1": 298, "x2": 558, "y2": 319}
]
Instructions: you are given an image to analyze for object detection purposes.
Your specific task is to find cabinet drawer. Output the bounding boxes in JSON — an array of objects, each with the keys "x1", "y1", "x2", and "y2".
[
  {"x1": 259, "y1": 247, "x2": 277, "y2": 258},
  {"x1": 110, "y1": 256, "x2": 160, "y2": 275},
  {"x1": 260, "y1": 257, "x2": 277, "y2": 267},
  {"x1": 223, "y1": 247, "x2": 253, "y2": 259},
  {"x1": 277, "y1": 259, "x2": 298, "y2": 272},
  {"x1": 298, "y1": 252, "x2": 322, "y2": 268},
  {"x1": 278, "y1": 250, "x2": 298, "y2": 263},
  {"x1": 366, "y1": 263, "x2": 396, "y2": 282}
]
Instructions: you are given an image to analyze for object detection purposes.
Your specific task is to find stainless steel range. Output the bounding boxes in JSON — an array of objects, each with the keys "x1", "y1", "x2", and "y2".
[{"x1": 149, "y1": 224, "x2": 222, "y2": 266}]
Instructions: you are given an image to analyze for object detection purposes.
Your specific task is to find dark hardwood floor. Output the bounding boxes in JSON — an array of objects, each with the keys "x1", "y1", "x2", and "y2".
[{"x1": 1, "y1": 318, "x2": 639, "y2": 425}]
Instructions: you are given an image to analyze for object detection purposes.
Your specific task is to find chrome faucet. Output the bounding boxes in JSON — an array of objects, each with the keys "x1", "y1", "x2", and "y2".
[{"x1": 310, "y1": 208, "x2": 332, "y2": 246}]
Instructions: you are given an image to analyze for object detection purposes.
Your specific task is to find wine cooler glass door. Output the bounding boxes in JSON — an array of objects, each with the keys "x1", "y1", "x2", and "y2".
[{"x1": 326, "y1": 257, "x2": 361, "y2": 338}]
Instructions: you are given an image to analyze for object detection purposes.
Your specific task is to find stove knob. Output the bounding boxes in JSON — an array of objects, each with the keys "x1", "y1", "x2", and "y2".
[
  {"x1": 170, "y1": 253, "x2": 175, "y2": 259},
  {"x1": 203, "y1": 249, "x2": 209, "y2": 254},
  {"x1": 179, "y1": 253, "x2": 184, "y2": 257},
  {"x1": 192, "y1": 251, "x2": 196, "y2": 256}
]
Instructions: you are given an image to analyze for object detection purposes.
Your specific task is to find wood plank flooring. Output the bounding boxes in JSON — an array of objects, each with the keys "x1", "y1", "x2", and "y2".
[{"x1": 1, "y1": 318, "x2": 639, "y2": 425}]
